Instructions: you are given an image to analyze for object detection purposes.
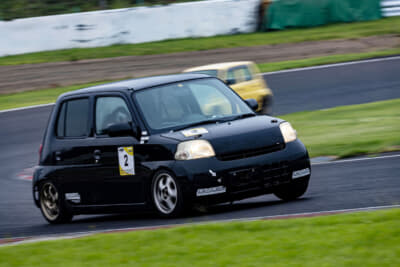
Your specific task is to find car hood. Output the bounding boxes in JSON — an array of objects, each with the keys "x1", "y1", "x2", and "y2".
[{"x1": 161, "y1": 116, "x2": 285, "y2": 158}]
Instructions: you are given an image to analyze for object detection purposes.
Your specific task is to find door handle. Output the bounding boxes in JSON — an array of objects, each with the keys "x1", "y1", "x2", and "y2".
[
  {"x1": 93, "y1": 150, "x2": 101, "y2": 163},
  {"x1": 55, "y1": 151, "x2": 62, "y2": 161}
]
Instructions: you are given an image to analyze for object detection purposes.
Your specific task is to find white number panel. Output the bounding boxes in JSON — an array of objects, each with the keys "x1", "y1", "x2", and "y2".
[{"x1": 118, "y1": 146, "x2": 135, "y2": 176}]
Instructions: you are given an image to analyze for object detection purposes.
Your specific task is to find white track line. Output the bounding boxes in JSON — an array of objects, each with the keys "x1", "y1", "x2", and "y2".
[
  {"x1": 312, "y1": 154, "x2": 400, "y2": 166},
  {"x1": 2, "y1": 204, "x2": 400, "y2": 246},
  {"x1": 1, "y1": 56, "x2": 400, "y2": 114},
  {"x1": 263, "y1": 55, "x2": 400, "y2": 75}
]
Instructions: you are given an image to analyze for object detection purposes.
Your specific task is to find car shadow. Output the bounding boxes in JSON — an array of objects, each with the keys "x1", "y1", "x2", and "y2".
[
  {"x1": 70, "y1": 196, "x2": 313, "y2": 225},
  {"x1": 197, "y1": 197, "x2": 311, "y2": 216}
]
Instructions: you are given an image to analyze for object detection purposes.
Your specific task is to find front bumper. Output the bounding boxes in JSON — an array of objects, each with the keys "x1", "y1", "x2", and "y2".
[{"x1": 173, "y1": 139, "x2": 310, "y2": 204}]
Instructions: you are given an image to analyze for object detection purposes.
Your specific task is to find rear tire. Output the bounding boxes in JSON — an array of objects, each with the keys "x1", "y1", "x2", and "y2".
[
  {"x1": 273, "y1": 178, "x2": 309, "y2": 201},
  {"x1": 39, "y1": 181, "x2": 73, "y2": 224},
  {"x1": 151, "y1": 170, "x2": 185, "y2": 217}
]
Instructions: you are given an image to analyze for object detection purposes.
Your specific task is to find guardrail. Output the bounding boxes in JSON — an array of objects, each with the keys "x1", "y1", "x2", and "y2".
[{"x1": 381, "y1": 0, "x2": 400, "y2": 16}]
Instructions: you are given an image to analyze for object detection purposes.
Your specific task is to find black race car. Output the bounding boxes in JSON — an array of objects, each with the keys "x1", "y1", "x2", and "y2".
[{"x1": 33, "y1": 74, "x2": 311, "y2": 224}]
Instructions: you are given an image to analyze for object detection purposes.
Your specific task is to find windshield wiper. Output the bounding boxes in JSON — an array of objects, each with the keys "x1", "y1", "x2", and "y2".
[
  {"x1": 173, "y1": 118, "x2": 226, "y2": 132},
  {"x1": 226, "y1": 113, "x2": 257, "y2": 121}
]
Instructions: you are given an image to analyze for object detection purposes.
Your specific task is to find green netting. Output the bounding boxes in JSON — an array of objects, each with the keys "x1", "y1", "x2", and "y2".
[
  {"x1": 263, "y1": 0, "x2": 381, "y2": 30},
  {"x1": 329, "y1": 0, "x2": 381, "y2": 23}
]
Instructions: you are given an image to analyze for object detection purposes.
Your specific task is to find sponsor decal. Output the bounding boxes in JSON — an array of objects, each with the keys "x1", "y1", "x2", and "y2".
[
  {"x1": 181, "y1": 127, "x2": 208, "y2": 137},
  {"x1": 196, "y1": 185, "x2": 226, "y2": 197},
  {"x1": 292, "y1": 168, "x2": 310, "y2": 179},
  {"x1": 65, "y1": 193, "x2": 81, "y2": 203}
]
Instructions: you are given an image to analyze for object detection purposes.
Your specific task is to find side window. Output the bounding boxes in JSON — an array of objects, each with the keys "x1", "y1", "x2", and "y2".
[
  {"x1": 233, "y1": 66, "x2": 252, "y2": 83},
  {"x1": 96, "y1": 96, "x2": 132, "y2": 135},
  {"x1": 242, "y1": 66, "x2": 253, "y2": 81},
  {"x1": 56, "y1": 98, "x2": 89, "y2": 138},
  {"x1": 226, "y1": 69, "x2": 236, "y2": 85}
]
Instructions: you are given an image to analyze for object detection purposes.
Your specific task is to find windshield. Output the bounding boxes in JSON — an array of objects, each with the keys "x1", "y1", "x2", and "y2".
[{"x1": 133, "y1": 78, "x2": 253, "y2": 133}]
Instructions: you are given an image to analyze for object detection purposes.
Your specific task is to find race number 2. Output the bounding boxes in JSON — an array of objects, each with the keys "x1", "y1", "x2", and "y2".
[{"x1": 118, "y1": 146, "x2": 135, "y2": 176}]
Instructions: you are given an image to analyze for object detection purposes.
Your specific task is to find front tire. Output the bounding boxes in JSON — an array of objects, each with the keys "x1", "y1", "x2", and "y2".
[
  {"x1": 39, "y1": 181, "x2": 73, "y2": 224},
  {"x1": 273, "y1": 177, "x2": 309, "y2": 201},
  {"x1": 151, "y1": 170, "x2": 184, "y2": 217}
]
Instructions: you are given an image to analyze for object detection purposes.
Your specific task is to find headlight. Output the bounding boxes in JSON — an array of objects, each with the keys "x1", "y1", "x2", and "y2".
[
  {"x1": 175, "y1": 140, "x2": 215, "y2": 160},
  {"x1": 279, "y1": 122, "x2": 297, "y2": 143}
]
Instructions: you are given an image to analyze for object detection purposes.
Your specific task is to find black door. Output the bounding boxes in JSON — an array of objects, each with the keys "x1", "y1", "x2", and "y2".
[
  {"x1": 51, "y1": 97, "x2": 103, "y2": 205},
  {"x1": 90, "y1": 95, "x2": 146, "y2": 205}
]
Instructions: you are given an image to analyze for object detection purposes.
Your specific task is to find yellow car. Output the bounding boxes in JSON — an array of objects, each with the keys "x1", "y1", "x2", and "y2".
[{"x1": 183, "y1": 61, "x2": 273, "y2": 114}]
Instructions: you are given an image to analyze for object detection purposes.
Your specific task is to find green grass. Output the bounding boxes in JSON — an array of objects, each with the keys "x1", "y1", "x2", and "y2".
[
  {"x1": 282, "y1": 98, "x2": 400, "y2": 158},
  {"x1": 1, "y1": 16, "x2": 400, "y2": 65},
  {"x1": 1, "y1": 208, "x2": 399, "y2": 266},
  {"x1": 0, "y1": 81, "x2": 109, "y2": 110},
  {"x1": 258, "y1": 48, "x2": 400, "y2": 73}
]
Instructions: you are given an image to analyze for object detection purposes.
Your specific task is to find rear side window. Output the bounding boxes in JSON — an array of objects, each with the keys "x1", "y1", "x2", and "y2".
[{"x1": 56, "y1": 98, "x2": 90, "y2": 138}]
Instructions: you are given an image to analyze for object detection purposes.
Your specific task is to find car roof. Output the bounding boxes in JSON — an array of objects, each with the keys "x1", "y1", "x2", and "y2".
[
  {"x1": 183, "y1": 61, "x2": 254, "y2": 72},
  {"x1": 60, "y1": 73, "x2": 209, "y2": 98}
]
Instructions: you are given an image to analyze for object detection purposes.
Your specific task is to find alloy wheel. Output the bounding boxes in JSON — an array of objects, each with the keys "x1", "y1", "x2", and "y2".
[
  {"x1": 40, "y1": 182, "x2": 60, "y2": 221},
  {"x1": 153, "y1": 173, "x2": 178, "y2": 214}
]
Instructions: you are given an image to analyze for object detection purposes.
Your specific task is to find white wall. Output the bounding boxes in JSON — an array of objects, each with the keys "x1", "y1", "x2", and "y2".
[
  {"x1": 0, "y1": 0, "x2": 260, "y2": 57},
  {"x1": 381, "y1": 0, "x2": 400, "y2": 16}
]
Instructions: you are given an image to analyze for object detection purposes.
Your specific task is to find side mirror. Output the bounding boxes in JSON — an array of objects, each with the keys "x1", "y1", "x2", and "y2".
[
  {"x1": 225, "y1": 79, "x2": 235, "y2": 86},
  {"x1": 105, "y1": 122, "x2": 138, "y2": 138},
  {"x1": 245, "y1": 98, "x2": 258, "y2": 111}
]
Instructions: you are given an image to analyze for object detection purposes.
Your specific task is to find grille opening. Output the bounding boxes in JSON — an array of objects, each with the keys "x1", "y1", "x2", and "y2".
[
  {"x1": 217, "y1": 143, "x2": 285, "y2": 161},
  {"x1": 229, "y1": 161, "x2": 290, "y2": 193}
]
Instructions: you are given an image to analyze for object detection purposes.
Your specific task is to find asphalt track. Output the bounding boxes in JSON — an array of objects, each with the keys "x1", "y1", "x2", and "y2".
[{"x1": 1, "y1": 57, "x2": 400, "y2": 239}]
